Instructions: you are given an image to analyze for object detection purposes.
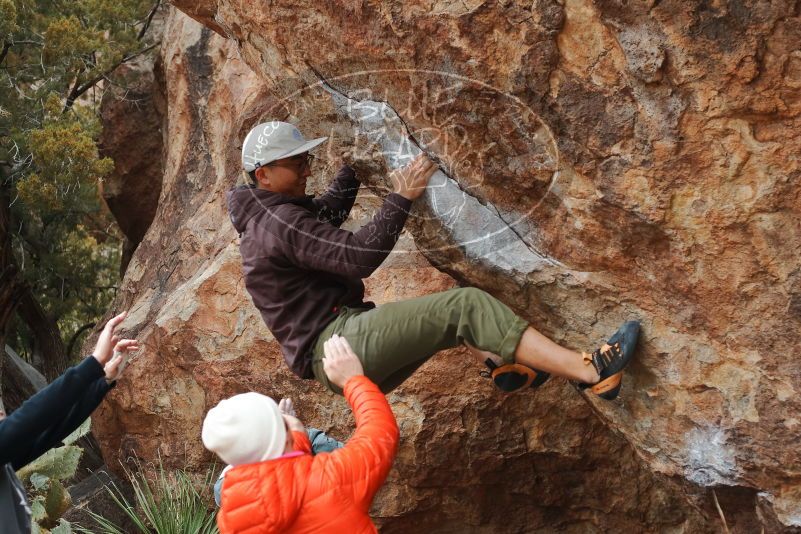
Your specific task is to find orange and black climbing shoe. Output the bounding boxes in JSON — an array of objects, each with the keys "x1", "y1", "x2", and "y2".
[
  {"x1": 579, "y1": 320, "x2": 640, "y2": 400},
  {"x1": 481, "y1": 359, "x2": 550, "y2": 394}
]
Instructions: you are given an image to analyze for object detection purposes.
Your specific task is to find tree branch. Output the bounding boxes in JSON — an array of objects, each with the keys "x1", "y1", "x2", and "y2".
[
  {"x1": 66, "y1": 322, "x2": 95, "y2": 359},
  {"x1": 16, "y1": 284, "x2": 69, "y2": 381},
  {"x1": 9, "y1": 40, "x2": 44, "y2": 47},
  {"x1": 62, "y1": 42, "x2": 159, "y2": 113},
  {"x1": 65, "y1": 68, "x2": 84, "y2": 109},
  {"x1": 138, "y1": 0, "x2": 162, "y2": 41},
  {"x1": 0, "y1": 41, "x2": 9, "y2": 65},
  {"x1": 0, "y1": 39, "x2": 45, "y2": 67},
  {"x1": 0, "y1": 174, "x2": 26, "y2": 403}
]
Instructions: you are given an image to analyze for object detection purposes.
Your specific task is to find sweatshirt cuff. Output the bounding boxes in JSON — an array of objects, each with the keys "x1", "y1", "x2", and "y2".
[
  {"x1": 77, "y1": 356, "x2": 106, "y2": 381},
  {"x1": 385, "y1": 192, "x2": 413, "y2": 212},
  {"x1": 336, "y1": 165, "x2": 359, "y2": 184}
]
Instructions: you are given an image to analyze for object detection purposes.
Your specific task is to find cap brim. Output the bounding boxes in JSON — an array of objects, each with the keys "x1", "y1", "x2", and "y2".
[
  {"x1": 281, "y1": 136, "x2": 328, "y2": 159},
  {"x1": 242, "y1": 136, "x2": 328, "y2": 171}
]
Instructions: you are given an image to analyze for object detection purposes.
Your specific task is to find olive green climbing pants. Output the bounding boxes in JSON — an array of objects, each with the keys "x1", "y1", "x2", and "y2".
[{"x1": 310, "y1": 287, "x2": 529, "y2": 394}]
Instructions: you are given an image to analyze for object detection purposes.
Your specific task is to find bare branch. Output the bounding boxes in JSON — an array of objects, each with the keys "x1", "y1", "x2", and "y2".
[
  {"x1": 0, "y1": 37, "x2": 43, "y2": 68},
  {"x1": 138, "y1": 0, "x2": 162, "y2": 41},
  {"x1": 712, "y1": 490, "x2": 730, "y2": 534},
  {"x1": 0, "y1": 42, "x2": 9, "y2": 65},
  {"x1": 66, "y1": 321, "x2": 95, "y2": 359},
  {"x1": 16, "y1": 284, "x2": 69, "y2": 381},
  {"x1": 62, "y1": 42, "x2": 159, "y2": 113},
  {"x1": 9, "y1": 40, "x2": 44, "y2": 47},
  {"x1": 65, "y1": 67, "x2": 85, "y2": 108}
]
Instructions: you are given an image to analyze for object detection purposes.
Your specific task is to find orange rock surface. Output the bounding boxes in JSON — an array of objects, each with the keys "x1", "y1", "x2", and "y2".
[{"x1": 90, "y1": 3, "x2": 801, "y2": 531}]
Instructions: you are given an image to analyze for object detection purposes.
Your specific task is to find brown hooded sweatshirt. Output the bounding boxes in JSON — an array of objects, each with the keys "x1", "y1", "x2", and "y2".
[{"x1": 226, "y1": 166, "x2": 413, "y2": 378}]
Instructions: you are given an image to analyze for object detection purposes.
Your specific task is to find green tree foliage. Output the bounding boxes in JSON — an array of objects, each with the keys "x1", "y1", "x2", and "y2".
[{"x1": 0, "y1": 0, "x2": 157, "y2": 370}]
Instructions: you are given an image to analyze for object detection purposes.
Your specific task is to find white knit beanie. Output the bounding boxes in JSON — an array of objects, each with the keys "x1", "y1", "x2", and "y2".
[{"x1": 201, "y1": 392, "x2": 287, "y2": 466}]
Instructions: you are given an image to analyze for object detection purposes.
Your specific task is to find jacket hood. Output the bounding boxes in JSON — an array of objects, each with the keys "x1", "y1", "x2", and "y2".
[{"x1": 226, "y1": 185, "x2": 315, "y2": 234}]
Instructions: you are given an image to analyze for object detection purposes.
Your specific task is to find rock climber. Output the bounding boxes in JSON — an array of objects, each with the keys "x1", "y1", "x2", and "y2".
[
  {"x1": 0, "y1": 311, "x2": 138, "y2": 534},
  {"x1": 227, "y1": 120, "x2": 640, "y2": 398},
  {"x1": 202, "y1": 335, "x2": 398, "y2": 533}
]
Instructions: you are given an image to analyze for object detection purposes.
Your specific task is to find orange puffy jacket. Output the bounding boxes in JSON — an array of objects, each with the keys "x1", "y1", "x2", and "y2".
[{"x1": 216, "y1": 375, "x2": 399, "y2": 533}]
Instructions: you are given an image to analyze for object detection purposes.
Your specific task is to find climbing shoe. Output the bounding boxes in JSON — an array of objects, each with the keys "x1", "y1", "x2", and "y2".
[
  {"x1": 481, "y1": 359, "x2": 550, "y2": 394},
  {"x1": 579, "y1": 320, "x2": 640, "y2": 400}
]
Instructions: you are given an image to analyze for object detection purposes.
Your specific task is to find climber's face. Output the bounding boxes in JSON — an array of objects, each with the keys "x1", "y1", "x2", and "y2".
[{"x1": 254, "y1": 153, "x2": 314, "y2": 197}]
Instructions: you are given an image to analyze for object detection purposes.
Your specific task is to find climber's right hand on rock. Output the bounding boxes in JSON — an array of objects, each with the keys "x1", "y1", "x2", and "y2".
[
  {"x1": 104, "y1": 338, "x2": 139, "y2": 383},
  {"x1": 278, "y1": 397, "x2": 297, "y2": 417},
  {"x1": 322, "y1": 334, "x2": 365, "y2": 389},
  {"x1": 92, "y1": 311, "x2": 128, "y2": 367},
  {"x1": 391, "y1": 153, "x2": 437, "y2": 201}
]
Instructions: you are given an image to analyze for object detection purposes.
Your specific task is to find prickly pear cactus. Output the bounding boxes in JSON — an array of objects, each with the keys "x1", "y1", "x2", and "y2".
[{"x1": 17, "y1": 418, "x2": 90, "y2": 532}]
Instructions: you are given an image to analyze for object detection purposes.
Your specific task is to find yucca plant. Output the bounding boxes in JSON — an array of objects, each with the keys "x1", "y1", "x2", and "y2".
[{"x1": 78, "y1": 458, "x2": 219, "y2": 534}]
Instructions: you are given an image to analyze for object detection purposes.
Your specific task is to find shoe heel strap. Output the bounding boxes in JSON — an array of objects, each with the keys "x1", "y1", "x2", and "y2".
[
  {"x1": 591, "y1": 372, "x2": 622, "y2": 395},
  {"x1": 583, "y1": 351, "x2": 603, "y2": 375}
]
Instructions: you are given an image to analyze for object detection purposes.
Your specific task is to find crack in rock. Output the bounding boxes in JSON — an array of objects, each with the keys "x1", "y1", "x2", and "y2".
[
  {"x1": 317, "y1": 74, "x2": 565, "y2": 275},
  {"x1": 312, "y1": 72, "x2": 760, "y2": 500}
]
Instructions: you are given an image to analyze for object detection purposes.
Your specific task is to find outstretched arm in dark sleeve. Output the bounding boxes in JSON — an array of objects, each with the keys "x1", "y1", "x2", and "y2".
[
  {"x1": 0, "y1": 356, "x2": 106, "y2": 468},
  {"x1": 312, "y1": 165, "x2": 360, "y2": 227},
  {"x1": 14, "y1": 376, "x2": 116, "y2": 469},
  {"x1": 0, "y1": 311, "x2": 136, "y2": 469}
]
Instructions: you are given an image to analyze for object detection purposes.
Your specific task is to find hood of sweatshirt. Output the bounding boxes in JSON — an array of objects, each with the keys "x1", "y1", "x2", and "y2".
[{"x1": 226, "y1": 185, "x2": 316, "y2": 234}]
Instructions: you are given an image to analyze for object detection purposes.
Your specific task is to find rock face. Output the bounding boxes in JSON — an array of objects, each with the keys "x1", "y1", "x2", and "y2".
[
  {"x1": 91, "y1": 2, "x2": 801, "y2": 532},
  {"x1": 2, "y1": 345, "x2": 47, "y2": 410}
]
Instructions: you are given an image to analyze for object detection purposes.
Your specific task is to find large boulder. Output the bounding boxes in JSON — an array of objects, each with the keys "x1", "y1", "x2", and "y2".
[
  {"x1": 92, "y1": 2, "x2": 801, "y2": 531},
  {"x1": 2, "y1": 345, "x2": 47, "y2": 410}
]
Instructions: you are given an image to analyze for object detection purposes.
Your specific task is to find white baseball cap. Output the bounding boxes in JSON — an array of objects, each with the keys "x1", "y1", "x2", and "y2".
[{"x1": 241, "y1": 121, "x2": 328, "y2": 172}]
